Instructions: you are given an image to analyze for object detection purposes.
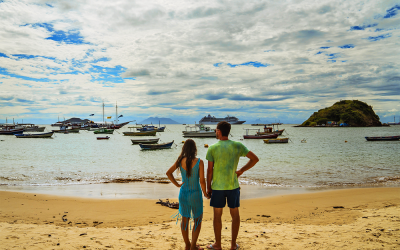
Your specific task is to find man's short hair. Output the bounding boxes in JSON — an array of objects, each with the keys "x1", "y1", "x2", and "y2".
[{"x1": 217, "y1": 121, "x2": 231, "y2": 137}]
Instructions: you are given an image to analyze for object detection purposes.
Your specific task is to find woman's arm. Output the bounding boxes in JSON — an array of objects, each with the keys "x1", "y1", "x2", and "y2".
[
  {"x1": 199, "y1": 160, "x2": 209, "y2": 198},
  {"x1": 166, "y1": 163, "x2": 183, "y2": 188}
]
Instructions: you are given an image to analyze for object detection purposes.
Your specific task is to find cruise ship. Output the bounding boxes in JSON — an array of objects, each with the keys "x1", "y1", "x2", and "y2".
[{"x1": 199, "y1": 114, "x2": 245, "y2": 125}]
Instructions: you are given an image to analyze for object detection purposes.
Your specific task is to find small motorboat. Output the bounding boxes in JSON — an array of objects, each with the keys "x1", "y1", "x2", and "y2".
[
  {"x1": 97, "y1": 136, "x2": 110, "y2": 140},
  {"x1": 365, "y1": 135, "x2": 400, "y2": 141},
  {"x1": 131, "y1": 138, "x2": 160, "y2": 144},
  {"x1": 263, "y1": 138, "x2": 289, "y2": 143},
  {"x1": 14, "y1": 132, "x2": 54, "y2": 138},
  {"x1": 139, "y1": 140, "x2": 174, "y2": 150}
]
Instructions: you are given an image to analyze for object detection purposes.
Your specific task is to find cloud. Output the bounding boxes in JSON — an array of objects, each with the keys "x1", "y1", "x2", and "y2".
[{"x1": 0, "y1": 0, "x2": 399, "y2": 124}]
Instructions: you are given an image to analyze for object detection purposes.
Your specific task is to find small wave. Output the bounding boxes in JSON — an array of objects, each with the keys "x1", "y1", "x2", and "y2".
[
  {"x1": 0, "y1": 176, "x2": 25, "y2": 181},
  {"x1": 104, "y1": 177, "x2": 172, "y2": 184}
]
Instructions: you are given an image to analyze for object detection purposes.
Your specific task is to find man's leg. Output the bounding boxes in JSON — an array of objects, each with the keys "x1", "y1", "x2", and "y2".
[
  {"x1": 212, "y1": 207, "x2": 223, "y2": 249},
  {"x1": 230, "y1": 207, "x2": 240, "y2": 249}
]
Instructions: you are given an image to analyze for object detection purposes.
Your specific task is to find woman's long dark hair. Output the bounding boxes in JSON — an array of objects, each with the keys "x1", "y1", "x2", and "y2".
[{"x1": 175, "y1": 139, "x2": 197, "y2": 177}]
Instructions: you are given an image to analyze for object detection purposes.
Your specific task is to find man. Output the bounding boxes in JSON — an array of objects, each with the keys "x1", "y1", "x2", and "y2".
[{"x1": 206, "y1": 121, "x2": 259, "y2": 250}]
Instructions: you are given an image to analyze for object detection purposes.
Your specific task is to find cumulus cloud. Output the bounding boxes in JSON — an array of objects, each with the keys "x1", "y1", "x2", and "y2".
[{"x1": 0, "y1": 0, "x2": 399, "y2": 123}]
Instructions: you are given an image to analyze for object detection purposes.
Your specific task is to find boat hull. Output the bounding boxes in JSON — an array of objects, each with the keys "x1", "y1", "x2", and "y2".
[
  {"x1": 257, "y1": 129, "x2": 284, "y2": 135},
  {"x1": 264, "y1": 138, "x2": 289, "y2": 143},
  {"x1": 131, "y1": 138, "x2": 160, "y2": 144},
  {"x1": 15, "y1": 132, "x2": 54, "y2": 138},
  {"x1": 97, "y1": 136, "x2": 110, "y2": 140},
  {"x1": 123, "y1": 131, "x2": 157, "y2": 136},
  {"x1": 183, "y1": 132, "x2": 216, "y2": 138},
  {"x1": 365, "y1": 136, "x2": 400, "y2": 141},
  {"x1": 139, "y1": 141, "x2": 174, "y2": 150},
  {"x1": 52, "y1": 128, "x2": 80, "y2": 133},
  {"x1": 243, "y1": 134, "x2": 279, "y2": 139},
  {"x1": 94, "y1": 129, "x2": 114, "y2": 134},
  {"x1": 0, "y1": 129, "x2": 25, "y2": 135}
]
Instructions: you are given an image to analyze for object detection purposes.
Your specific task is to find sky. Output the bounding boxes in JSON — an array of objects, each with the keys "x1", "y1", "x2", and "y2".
[{"x1": 0, "y1": 0, "x2": 399, "y2": 124}]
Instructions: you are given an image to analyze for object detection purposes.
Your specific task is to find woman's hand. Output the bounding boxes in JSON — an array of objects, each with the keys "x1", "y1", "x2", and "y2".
[{"x1": 177, "y1": 182, "x2": 184, "y2": 188}]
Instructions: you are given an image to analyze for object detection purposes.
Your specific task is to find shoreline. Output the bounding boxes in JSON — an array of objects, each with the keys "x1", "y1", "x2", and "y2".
[
  {"x1": 1, "y1": 187, "x2": 399, "y2": 249},
  {"x1": 1, "y1": 181, "x2": 398, "y2": 200}
]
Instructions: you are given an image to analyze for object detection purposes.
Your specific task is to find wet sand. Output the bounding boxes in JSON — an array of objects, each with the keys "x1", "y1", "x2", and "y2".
[{"x1": 1, "y1": 187, "x2": 399, "y2": 249}]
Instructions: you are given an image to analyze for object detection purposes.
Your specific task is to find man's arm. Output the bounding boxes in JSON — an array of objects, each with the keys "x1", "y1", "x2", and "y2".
[
  {"x1": 206, "y1": 161, "x2": 214, "y2": 197},
  {"x1": 235, "y1": 151, "x2": 259, "y2": 177}
]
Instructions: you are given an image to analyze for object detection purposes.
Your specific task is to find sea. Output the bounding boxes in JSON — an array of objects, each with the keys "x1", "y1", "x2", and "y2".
[{"x1": 1, "y1": 124, "x2": 399, "y2": 199}]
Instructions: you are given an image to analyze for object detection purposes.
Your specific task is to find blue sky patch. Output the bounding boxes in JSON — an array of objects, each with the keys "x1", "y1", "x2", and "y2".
[
  {"x1": 384, "y1": 5, "x2": 400, "y2": 18},
  {"x1": 213, "y1": 62, "x2": 222, "y2": 67},
  {"x1": 89, "y1": 65, "x2": 135, "y2": 83},
  {"x1": 91, "y1": 57, "x2": 111, "y2": 63},
  {"x1": 264, "y1": 50, "x2": 275, "y2": 52},
  {"x1": 327, "y1": 60, "x2": 336, "y2": 63},
  {"x1": 228, "y1": 61, "x2": 270, "y2": 68},
  {"x1": 315, "y1": 51, "x2": 323, "y2": 55},
  {"x1": 339, "y1": 44, "x2": 355, "y2": 49},
  {"x1": 320, "y1": 46, "x2": 330, "y2": 49},
  {"x1": 350, "y1": 23, "x2": 378, "y2": 31},
  {"x1": 0, "y1": 52, "x2": 9, "y2": 58},
  {"x1": 367, "y1": 33, "x2": 392, "y2": 41},
  {"x1": 0, "y1": 67, "x2": 52, "y2": 82},
  {"x1": 326, "y1": 53, "x2": 340, "y2": 59},
  {"x1": 29, "y1": 23, "x2": 89, "y2": 45}
]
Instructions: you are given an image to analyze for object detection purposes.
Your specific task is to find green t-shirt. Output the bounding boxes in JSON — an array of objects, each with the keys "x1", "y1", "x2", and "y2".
[{"x1": 206, "y1": 140, "x2": 250, "y2": 190}]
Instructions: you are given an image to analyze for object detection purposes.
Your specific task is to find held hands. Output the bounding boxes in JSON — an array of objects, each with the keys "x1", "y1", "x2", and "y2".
[{"x1": 205, "y1": 189, "x2": 212, "y2": 199}]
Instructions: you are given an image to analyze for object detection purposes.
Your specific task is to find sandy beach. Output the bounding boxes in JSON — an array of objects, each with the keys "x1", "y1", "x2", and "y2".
[{"x1": 1, "y1": 187, "x2": 399, "y2": 249}]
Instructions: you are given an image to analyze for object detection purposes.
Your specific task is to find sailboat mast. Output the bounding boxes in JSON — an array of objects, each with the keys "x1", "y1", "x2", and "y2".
[
  {"x1": 102, "y1": 102, "x2": 105, "y2": 123},
  {"x1": 116, "y1": 102, "x2": 118, "y2": 125}
]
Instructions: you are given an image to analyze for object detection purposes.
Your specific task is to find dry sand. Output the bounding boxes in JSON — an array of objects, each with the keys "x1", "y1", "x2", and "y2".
[{"x1": 0, "y1": 187, "x2": 399, "y2": 249}]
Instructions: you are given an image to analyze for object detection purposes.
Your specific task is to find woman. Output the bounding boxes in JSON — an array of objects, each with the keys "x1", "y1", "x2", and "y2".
[{"x1": 166, "y1": 139, "x2": 208, "y2": 250}]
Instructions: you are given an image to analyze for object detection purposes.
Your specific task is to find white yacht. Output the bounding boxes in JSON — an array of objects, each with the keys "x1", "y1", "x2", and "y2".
[{"x1": 199, "y1": 114, "x2": 245, "y2": 125}]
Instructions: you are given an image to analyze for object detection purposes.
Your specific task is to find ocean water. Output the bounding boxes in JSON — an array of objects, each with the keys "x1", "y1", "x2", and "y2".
[{"x1": 1, "y1": 124, "x2": 399, "y2": 196}]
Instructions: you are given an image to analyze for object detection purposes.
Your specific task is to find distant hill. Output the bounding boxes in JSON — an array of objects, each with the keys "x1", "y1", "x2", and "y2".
[
  {"x1": 301, "y1": 100, "x2": 382, "y2": 127},
  {"x1": 140, "y1": 117, "x2": 180, "y2": 124}
]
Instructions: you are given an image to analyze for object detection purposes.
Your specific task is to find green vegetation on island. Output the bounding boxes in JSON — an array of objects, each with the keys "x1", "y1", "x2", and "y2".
[{"x1": 301, "y1": 100, "x2": 382, "y2": 127}]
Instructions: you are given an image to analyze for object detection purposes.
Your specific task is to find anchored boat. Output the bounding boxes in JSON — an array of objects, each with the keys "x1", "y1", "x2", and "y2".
[
  {"x1": 139, "y1": 140, "x2": 174, "y2": 150},
  {"x1": 14, "y1": 132, "x2": 54, "y2": 138}
]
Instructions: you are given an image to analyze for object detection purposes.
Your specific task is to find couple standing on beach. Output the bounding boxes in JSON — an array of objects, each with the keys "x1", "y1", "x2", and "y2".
[{"x1": 167, "y1": 121, "x2": 259, "y2": 250}]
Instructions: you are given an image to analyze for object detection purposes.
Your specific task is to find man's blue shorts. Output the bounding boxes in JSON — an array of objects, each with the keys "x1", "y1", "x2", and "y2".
[{"x1": 210, "y1": 188, "x2": 240, "y2": 208}]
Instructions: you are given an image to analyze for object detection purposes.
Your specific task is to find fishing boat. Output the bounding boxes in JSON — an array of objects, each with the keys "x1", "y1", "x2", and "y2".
[
  {"x1": 52, "y1": 126, "x2": 80, "y2": 133},
  {"x1": 263, "y1": 138, "x2": 289, "y2": 143},
  {"x1": 15, "y1": 124, "x2": 46, "y2": 132},
  {"x1": 93, "y1": 128, "x2": 114, "y2": 134},
  {"x1": 123, "y1": 130, "x2": 157, "y2": 136},
  {"x1": 243, "y1": 128, "x2": 279, "y2": 139},
  {"x1": 244, "y1": 134, "x2": 279, "y2": 139},
  {"x1": 131, "y1": 138, "x2": 160, "y2": 144},
  {"x1": 14, "y1": 132, "x2": 54, "y2": 138},
  {"x1": 183, "y1": 124, "x2": 216, "y2": 138},
  {"x1": 257, "y1": 124, "x2": 284, "y2": 135},
  {"x1": 97, "y1": 136, "x2": 110, "y2": 140},
  {"x1": 139, "y1": 141, "x2": 174, "y2": 150},
  {"x1": 365, "y1": 136, "x2": 400, "y2": 141},
  {"x1": 137, "y1": 125, "x2": 166, "y2": 132},
  {"x1": 0, "y1": 127, "x2": 24, "y2": 135}
]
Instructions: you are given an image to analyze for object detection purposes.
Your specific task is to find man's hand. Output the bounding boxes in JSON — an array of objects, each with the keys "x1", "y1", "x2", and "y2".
[
  {"x1": 206, "y1": 189, "x2": 212, "y2": 199},
  {"x1": 235, "y1": 169, "x2": 244, "y2": 178}
]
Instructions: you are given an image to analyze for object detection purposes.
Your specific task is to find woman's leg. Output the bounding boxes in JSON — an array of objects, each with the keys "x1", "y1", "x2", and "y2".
[
  {"x1": 181, "y1": 217, "x2": 191, "y2": 249},
  {"x1": 190, "y1": 215, "x2": 203, "y2": 250}
]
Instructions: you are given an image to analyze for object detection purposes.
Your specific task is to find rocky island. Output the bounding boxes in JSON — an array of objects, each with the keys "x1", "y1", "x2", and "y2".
[{"x1": 301, "y1": 100, "x2": 382, "y2": 127}]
